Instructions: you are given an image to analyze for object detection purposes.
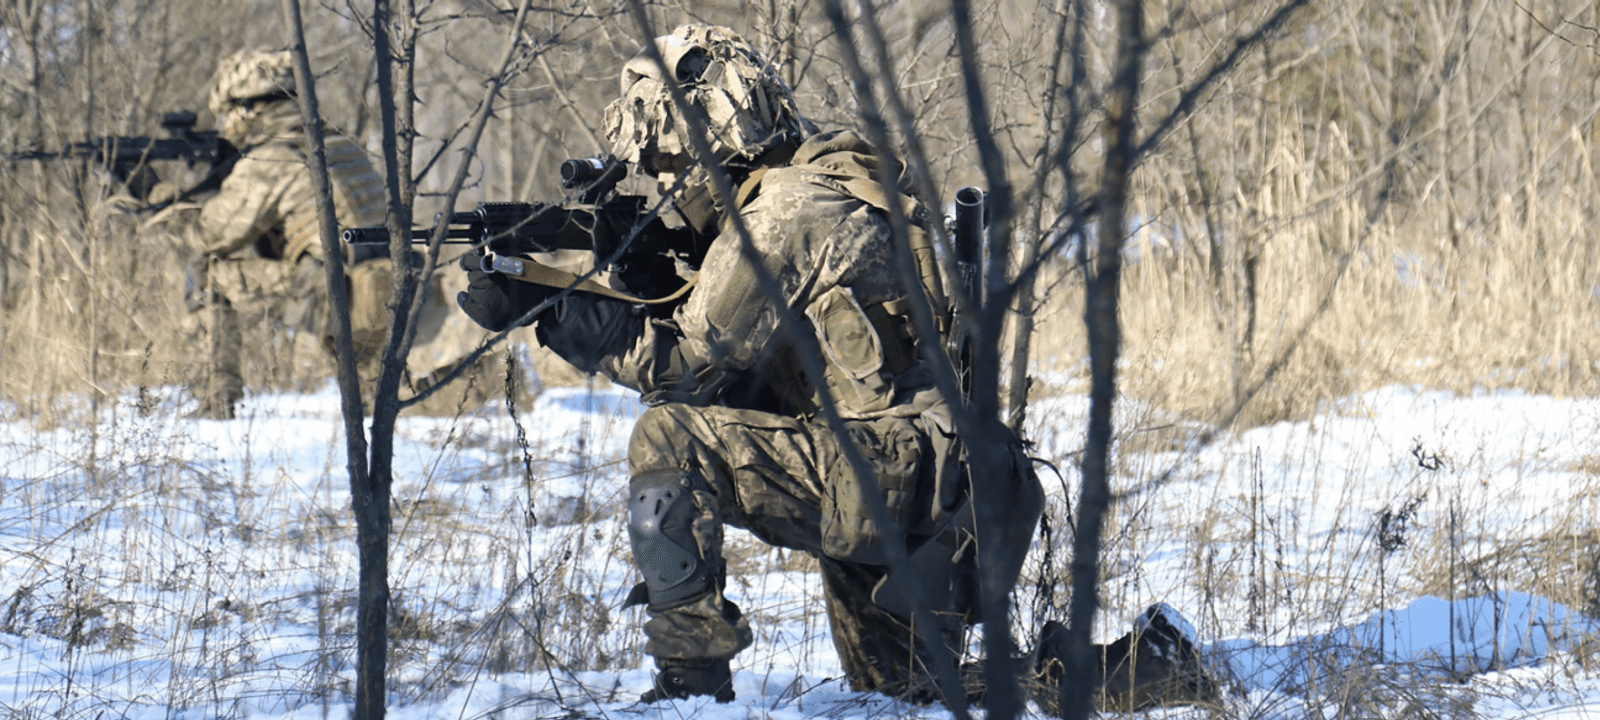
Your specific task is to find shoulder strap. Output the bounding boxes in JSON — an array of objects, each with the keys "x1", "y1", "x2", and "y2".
[
  {"x1": 732, "y1": 140, "x2": 800, "y2": 210},
  {"x1": 490, "y1": 253, "x2": 696, "y2": 306},
  {"x1": 827, "y1": 174, "x2": 951, "y2": 334},
  {"x1": 740, "y1": 134, "x2": 951, "y2": 329}
]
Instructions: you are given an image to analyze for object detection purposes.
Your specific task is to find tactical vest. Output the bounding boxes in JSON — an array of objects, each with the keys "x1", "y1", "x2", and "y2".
[
  {"x1": 282, "y1": 133, "x2": 386, "y2": 263},
  {"x1": 734, "y1": 132, "x2": 950, "y2": 417}
]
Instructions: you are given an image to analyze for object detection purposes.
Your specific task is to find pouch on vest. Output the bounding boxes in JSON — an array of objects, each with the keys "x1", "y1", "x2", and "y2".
[
  {"x1": 870, "y1": 425, "x2": 1043, "y2": 622},
  {"x1": 281, "y1": 259, "x2": 325, "y2": 332},
  {"x1": 807, "y1": 285, "x2": 896, "y2": 415},
  {"x1": 332, "y1": 252, "x2": 442, "y2": 365},
  {"x1": 820, "y1": 415, "x2": 930, "y2": 565},
  {"x1": 341, "y1": 258, "x2": 392, "y2": 363}
]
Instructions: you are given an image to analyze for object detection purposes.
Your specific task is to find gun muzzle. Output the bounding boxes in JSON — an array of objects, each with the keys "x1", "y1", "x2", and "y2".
[
  {"x1": 160, "y1": 110, "x2": 199, "y2": 135},
  {"x1": 954, "y1": 186, "x2": 986, "y2": 267},
  {"x1": 343, "y1": 227, "x2": 390, "y2": 245}
]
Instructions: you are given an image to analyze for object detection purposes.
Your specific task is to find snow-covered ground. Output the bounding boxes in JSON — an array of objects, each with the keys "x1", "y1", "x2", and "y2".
[{"x1": 3, "y1": 382, "x2": 1600, "y2": 718}]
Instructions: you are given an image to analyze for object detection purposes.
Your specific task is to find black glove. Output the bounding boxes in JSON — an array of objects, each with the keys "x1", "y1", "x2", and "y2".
[
  {"x1": 455, "y1": 254, "x2": 554, "y2": 332},
  {"x1": 531, "y1": 291, "x2": 640, "y2": 374}
]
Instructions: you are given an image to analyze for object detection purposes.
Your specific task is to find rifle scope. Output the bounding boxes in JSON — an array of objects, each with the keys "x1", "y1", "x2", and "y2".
[{"x1": 560, "y1": 155, "x2": 627, "y2": 192}]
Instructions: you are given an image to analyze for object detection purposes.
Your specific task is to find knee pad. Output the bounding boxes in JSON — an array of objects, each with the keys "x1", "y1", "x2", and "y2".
[{"x1": 628, "y1": 468, "x2": 720, "y2": 609}]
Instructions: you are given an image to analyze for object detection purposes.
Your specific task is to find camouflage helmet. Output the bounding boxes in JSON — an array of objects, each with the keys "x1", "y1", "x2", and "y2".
[
  {"x1": 207, "y1": 49, "x2": 296, "y2": 119},
  {"x1": 603, "y1": 25, "x2": 813, "y2": 175}
]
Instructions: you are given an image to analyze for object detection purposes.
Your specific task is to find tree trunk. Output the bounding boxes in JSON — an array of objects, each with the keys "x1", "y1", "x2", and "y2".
[
  {"x1": 1060, "y1": 2, "x2": 1142, "y2": 720},
  {"x1": 284, "y1": 0, "x2": 385, "y2": 717}
]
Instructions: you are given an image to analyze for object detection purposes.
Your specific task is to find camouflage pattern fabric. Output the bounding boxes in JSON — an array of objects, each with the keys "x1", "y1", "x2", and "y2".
[
  {"x1": 565, "y1": 131, "x2": 940, "y2": 419},
  {"x1": 626, "y1": 401, "x2": 966, "y2": 688},
  {"x1": 532, "y1": 129, "x2": 1040, "y2": 697},
  {"x1": 603, "y1": 24, "x2": 815, "y2": 174},
  {"x1": 208, "y1": 49, "x2": 296, "y2": 119},
  {"x1": 199, "y1": 108, "x2": 382, "y2": 263},
  {"x1": 199, "y1": 254, "x2": 324, "y2": 417},
  {"x1": 194, "y1": 99, "x2": 458, "y2": 413}
]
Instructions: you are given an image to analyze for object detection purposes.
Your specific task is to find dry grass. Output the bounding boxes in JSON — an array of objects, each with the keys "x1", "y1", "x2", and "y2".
[{"x1": 1031, "y1": 151, "x2": 1600, "y2": 433}]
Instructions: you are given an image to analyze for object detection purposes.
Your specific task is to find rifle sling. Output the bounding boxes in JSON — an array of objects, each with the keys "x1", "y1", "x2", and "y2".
[{"x1": 492, "y1": 253, "x2": 696, "y2": 306}]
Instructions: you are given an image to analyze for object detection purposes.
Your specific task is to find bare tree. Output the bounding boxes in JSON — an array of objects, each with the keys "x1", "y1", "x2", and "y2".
[
  {"x1": 1058, "y1": 0, "x2": 1143, "y2": 716},
  {"x1": 281, "y1": 0, "x2": 539, "y2": 716}
]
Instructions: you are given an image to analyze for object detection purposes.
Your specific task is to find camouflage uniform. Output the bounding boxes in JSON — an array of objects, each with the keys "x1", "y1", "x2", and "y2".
[
  {"x1": 194, "y1": 50, "x2": 452, "y2": 418},
  {"x1": 463, "y1": 26, "x2": 1043, "y2": 703}
]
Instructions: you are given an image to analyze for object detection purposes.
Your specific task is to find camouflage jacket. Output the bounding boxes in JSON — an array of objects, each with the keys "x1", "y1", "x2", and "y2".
[
  {"x1": 542, "y1": 130, "x2": 939, "y2": 419},
  {"x1": 200, "y1": 106, "x2": 384, "y2": 264}
]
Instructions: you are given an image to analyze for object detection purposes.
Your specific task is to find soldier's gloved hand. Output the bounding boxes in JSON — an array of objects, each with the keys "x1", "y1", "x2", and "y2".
[
  {"x1": 455, "y1": 254, "x2": 553, "y2": 332},
  {"x1": 145, "y1": 180, "x2": 182, "y2": 207},
  {"x1": 533, "y1": 292, "x2": 639, "y2": 374}
]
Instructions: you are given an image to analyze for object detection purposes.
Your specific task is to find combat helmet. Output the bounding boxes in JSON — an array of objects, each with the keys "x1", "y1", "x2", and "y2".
[
  {"x1": 208, "y1": 49, "x2": 297, "y2": 119},
  {"x1": 207, "y1": 49, "x2": 300, "y2": 146},
  {"x1": 603, "y1": 25, "x2": 814, "y2": 177}
]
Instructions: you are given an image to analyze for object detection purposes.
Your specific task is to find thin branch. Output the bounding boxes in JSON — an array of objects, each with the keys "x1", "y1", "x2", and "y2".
[
  {"x1": 536, "y1": 53, "x2": 605, "y2": 155},
  {"x1": 1134, "y1": 0, "x2": 1315, "y2": 161},
  {"x1": 394, "y1": 0, "x2": 538, "y2": 411}
]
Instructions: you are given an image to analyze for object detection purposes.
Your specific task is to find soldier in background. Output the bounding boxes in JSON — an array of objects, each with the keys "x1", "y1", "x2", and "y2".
[{"x1": 186, "y1": 49, "x2": 459, "y2": 418}]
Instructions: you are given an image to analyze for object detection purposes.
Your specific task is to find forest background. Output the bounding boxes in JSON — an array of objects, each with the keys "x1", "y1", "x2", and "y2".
[{"x1": 3, "y1": 0, "x2": 1596, "y2": 427}]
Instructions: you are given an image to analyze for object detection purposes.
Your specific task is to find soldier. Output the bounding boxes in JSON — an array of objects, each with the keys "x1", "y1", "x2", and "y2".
[
  {"x1": 457, "y1": 24, "x2": 1216, "y2": 711},
  {"x1": 187, "y1": 49, "x2": 456, "y2": 418}
]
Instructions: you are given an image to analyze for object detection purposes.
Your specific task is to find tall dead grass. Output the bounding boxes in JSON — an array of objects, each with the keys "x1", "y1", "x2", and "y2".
[{"x1": 1029, "y1": 114, "x2": 1600, "y2": 431}]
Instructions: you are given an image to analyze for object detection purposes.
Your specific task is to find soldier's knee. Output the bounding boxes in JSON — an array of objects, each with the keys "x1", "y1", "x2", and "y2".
[
  {"x1": 628, "y1": 404, "x2": 700, "y2": 468},
  {"x1": 627, "y1": 467, "x2": 722, "y2": 609}
]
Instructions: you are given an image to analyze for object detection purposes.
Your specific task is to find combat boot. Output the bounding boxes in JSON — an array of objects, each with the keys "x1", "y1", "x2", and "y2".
[
  {"x1": 640, "y1": 658, "x2": 736, "y2": 704},
  {"x1": 1028, "y1": 619, "x2": 1073, "y2": 717},
  {"x1": 1099, "y1": 603, "x2": 1219, "y2": 711},
  {"x1": 1030, "y1": 604, "x2": 1219, "y2": 716}
]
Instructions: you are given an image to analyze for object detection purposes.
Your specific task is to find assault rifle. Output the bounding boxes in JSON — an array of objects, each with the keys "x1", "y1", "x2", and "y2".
[
  {"x1": 343, "y1": 156, "x2": 708, "y2": 307},
  {"x1": 5, "y1": 111, "x2": 237, "y2": 202}
]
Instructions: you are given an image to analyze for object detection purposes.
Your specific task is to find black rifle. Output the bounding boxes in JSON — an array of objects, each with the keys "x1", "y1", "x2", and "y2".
[
  {"x1": 5, "y1": 111, "x2": 238, "y2": 202},
  {"x1": 343, "y1": 156, "x2": 707, "y2": 307}
]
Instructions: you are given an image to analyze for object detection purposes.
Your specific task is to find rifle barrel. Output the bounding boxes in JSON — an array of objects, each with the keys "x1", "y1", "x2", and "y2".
[
  {"x1": 951, "y1": 186, "x2": 987, "y2": 401},
  {"x1": 342, "y1": 226, "x2": 480, "y2": 245}
]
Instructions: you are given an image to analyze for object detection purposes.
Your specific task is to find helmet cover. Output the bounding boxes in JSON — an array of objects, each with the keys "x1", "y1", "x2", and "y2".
[
  {"x1": 208, "y1": 49, "x2": 297, "y2": 119},
  {"x1": 603, "y1": 25, "x2": 813, "y2": 174}
]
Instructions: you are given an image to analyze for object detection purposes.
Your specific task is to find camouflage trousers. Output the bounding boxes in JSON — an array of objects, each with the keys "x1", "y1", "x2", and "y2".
[
  {"x1": 626, "y1": 401, "x2": 965, "y2": 699},
  {"x1": 199, "y1": 257, "x2": 325, "y2": 418},
  {"x1": 198, "y1": 255, "x2": 453, "y2": 417}
]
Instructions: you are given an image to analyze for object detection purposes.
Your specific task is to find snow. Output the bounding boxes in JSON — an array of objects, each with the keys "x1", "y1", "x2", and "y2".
[
  {"x1": 4, "y1": 382, "x2": 1600, "y2": 718},
  {"x1": 1218, "y1": 591, "x2": 1594, "y2": 694}
]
